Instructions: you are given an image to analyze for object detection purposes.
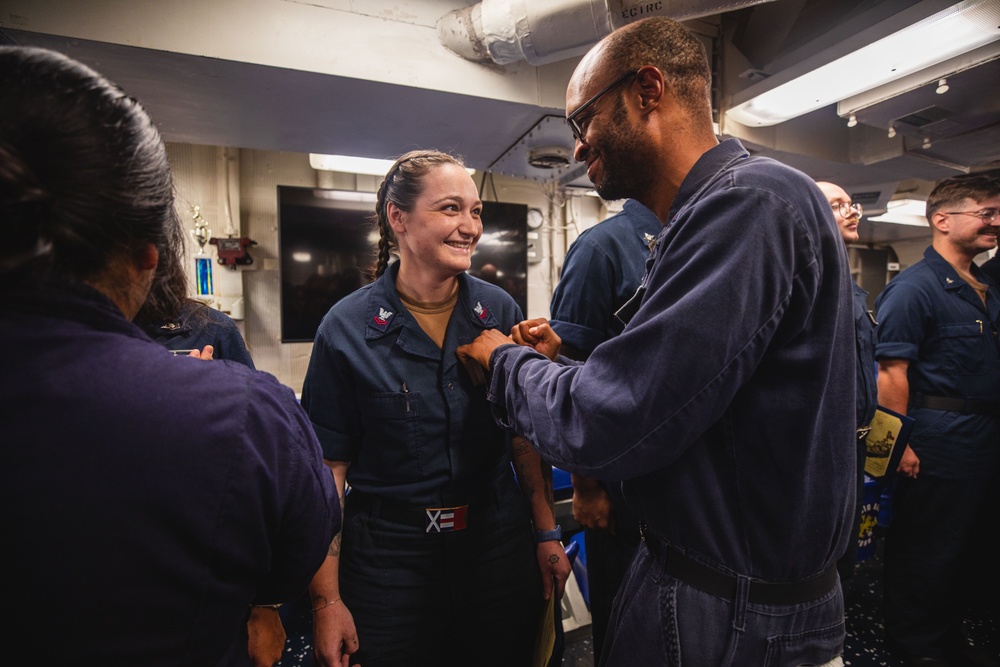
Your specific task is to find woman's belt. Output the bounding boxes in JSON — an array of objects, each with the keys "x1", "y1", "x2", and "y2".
[
  {"x1": 640, "y1": 522, "x2": 839, "y2": 605},
  {"x1": 912, "y1": 394, "x2": 1000, "y2": 416},
  {"x1": 348, "y1": 490, "x2": 488, "y2": 533}
]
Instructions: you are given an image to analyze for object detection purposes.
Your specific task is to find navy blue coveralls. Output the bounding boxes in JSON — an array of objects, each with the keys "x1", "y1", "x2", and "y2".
[
  {"x1": 839, "y1": 281, "x2": 879, "y2": 574},
  {"x1": 142, "y1": 300, "x2": 255, "y2": 368},
  {"x1": 853, "y1": 283, "x2": 879, "y2": 432},
  {"x1": 1, "y1": 278, "x2": 338, "y2": 666},
  {"x1": 486, "y1": 139, "x2": 856, "y2": 666},
  {"x1": 875, "y1": 246, "x2": 1000, "y2": 658},
  {"x1": 549, "y1": 199, "x2": 661, "y2": 352},
  {"x1": 301, "y1": 263, "x2": 541, "y2": 666}
]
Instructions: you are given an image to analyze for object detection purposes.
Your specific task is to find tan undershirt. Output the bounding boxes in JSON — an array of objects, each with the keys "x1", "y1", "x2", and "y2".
[
  {"x1": 969, "y1": 279, "x2": 989, "y2": 306},
  {"x1": 952, "y1": 263, "x2": 989, "y2": 306},
  {"x1": 397, "y1": 282, "x2": 459, "y2": 349}
]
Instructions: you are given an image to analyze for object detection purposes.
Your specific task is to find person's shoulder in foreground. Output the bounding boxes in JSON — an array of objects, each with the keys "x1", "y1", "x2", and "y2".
[{"x1": 0, "y1": 44, "x2": 337, "y2": 665}]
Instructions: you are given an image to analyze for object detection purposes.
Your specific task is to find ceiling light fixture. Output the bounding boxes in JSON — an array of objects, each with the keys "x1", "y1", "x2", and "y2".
[
  {"x1": 312, "y1": 189, "x2": 378, "y2": 203},
  {"x1": 869, "y1": 198, "x2": 929, "y2": 226},
  {"x1": 936, "y1": 77, "x2": 950, "y2": 93},
  {"x1": 309, "y1": 154, "x2": 397, "y2": 176},
  {"x1": 725, "y1": 0, "x2": 1000, "y2": 127},
  {"x1": 888, "y1": 125, "x2": 897, "y2": 138},
  {"x1": 923, "y1": 136, "x2": 933, "y2": 149},
  {"x1": 309, "y1": 154, "x2": 475, "y2": 177},
  {"x1": 847, "y1": 114, "x2": 858, "y2": 127}
]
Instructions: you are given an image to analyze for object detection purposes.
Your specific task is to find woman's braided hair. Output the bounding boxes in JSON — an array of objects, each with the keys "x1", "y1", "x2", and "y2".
[{"x1": 369, "y1": 149, "x2": 465, "y2": 280}]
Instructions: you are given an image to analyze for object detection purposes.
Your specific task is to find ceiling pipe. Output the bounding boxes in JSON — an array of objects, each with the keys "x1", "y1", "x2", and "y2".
[{"x1": 437, "y1": 0, "x2": 777, "y2": 66}]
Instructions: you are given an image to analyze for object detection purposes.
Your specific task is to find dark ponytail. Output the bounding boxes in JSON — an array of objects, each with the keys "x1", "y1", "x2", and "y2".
[{"x1": 0, "y1": 46, "x2": 180, "y2": 289}]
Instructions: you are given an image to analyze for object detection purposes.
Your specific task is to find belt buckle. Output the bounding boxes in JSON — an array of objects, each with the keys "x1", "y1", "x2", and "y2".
[{"x1": 425, "y1": 505, "x2": 468, "y2": 533}]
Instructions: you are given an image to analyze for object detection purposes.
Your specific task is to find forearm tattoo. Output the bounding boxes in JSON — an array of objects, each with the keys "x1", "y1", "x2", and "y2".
[
  {"x1": 328, "y1": 489, "x2": 345, "y2": 558},
  {"x1": 512, "y1": 438, "x2": 532, "y2": 457},
  {"x1": 329, "y1": 531, "x2": 341, "y2": 558}
]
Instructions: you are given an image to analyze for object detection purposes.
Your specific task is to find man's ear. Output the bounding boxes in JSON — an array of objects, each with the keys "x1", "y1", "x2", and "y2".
[
  {"x1": 634, "y1": 65, "x2": 665, "y2": 113},
  {"x1": 930, "y1": 211, "x2": 949, "y2": 234}
]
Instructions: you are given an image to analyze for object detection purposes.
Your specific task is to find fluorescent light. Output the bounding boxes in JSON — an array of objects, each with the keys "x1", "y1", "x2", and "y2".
[
  {"x1": 309, "y1": 154, "x2": 477, "y2": 177},
  {"x1": 309, "y1": 154, "x2": 397, "y2": 176},
  {"x1": 291, "y1": 252, "x2": 312, "y2": 262},
  {"x1": 312, "y1": 189, "x2": 378, "y2": 203},
  {"x1": 726, "y1": 0, "x2": 1000, "y2": 127},
  {"x1": 868, "y1": 198, "x2": 930, "y2": 226}
]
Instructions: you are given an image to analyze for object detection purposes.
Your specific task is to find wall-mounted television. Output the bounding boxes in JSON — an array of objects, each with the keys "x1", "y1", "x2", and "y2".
[
  {"x1": 278, "y1": 187, "x2": 373, "y2": 343},
  {"x1": 278, "y1": 185, "x2": 527, "y2": 343},
  {"x1": 468, "y1": 200, "x2": 528, "y2": 316}
]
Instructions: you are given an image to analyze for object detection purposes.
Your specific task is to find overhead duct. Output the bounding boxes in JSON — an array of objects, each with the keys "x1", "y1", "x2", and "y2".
[{"x1": 437, "y1": 0, "x2": 776, "y2": 66}]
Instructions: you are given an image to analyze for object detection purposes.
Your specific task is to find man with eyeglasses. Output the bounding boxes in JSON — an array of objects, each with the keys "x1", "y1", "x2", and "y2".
[
  {"x1": 874, "y1": 173, "x2": 1000, "y2": 667},
  {"x1": 816, "y1": 182, "x2": 879, "y2": 583},
  {"x1": 459, "y1": 16, "x2": 855, "y2": 666}
]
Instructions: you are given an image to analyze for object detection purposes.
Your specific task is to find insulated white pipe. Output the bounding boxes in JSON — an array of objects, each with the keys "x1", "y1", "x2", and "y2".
[{"x1": 438, "y1": 0, "x2": 776, "y2": 66}]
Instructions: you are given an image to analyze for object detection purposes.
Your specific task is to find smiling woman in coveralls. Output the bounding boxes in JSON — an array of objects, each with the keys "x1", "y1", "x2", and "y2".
[{"x1": 300, "y1": 150, "x2": 569, "y2": 666}]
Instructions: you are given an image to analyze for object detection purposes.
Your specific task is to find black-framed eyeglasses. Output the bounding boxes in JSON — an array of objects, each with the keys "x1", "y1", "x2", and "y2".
[
  {"x1": 833, "y1": 202, "x2": 863, "y2": 218},
  {"x1": 944, "y1": 209, "x2": 999, "y2": 223},
  {"x1": 566, "y1": 70, "x2": 638, "y2": 142}
]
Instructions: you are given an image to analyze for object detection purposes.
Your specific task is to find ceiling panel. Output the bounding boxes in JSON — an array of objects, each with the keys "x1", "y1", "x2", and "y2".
[{"x1": 4, "y1": 0, "x2": 999, "y2": 250}]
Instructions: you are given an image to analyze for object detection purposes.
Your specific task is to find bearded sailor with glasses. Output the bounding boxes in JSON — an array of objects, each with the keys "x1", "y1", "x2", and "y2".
[{"x1": 874, "y1": 173, "x2": 1000, "y2": 667}]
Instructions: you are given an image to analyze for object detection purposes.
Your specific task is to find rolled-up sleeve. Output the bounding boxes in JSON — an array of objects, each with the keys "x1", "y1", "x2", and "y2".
[
  {"x1": 874, "y1": 280, "x2": 926, "y2": 362},
  {"x1": 301, "y1": 323, "x2": 361, "y2": 462}
]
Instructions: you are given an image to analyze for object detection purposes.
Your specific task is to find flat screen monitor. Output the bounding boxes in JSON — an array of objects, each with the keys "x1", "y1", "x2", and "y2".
[
  {"x1": 468, "y1": 200, "x2": 528, "y2": 316},
  {"x1": 278, "y1": 186, "x2": 527, "y2": 343}
]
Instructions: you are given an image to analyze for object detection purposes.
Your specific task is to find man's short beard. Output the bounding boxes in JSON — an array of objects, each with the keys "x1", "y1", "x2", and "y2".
[{"x1": 593, "y1": 100, "x2": 650, "y2": 202}]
